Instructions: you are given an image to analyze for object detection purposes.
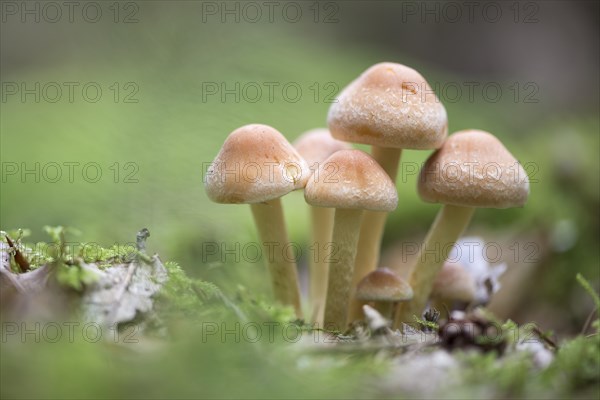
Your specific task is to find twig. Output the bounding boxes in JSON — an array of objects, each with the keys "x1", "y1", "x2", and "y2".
[
  {"x1": 580, "y1": 308, "x2": 598, "y2": 336},
  {"x1": 532, "y1": 326, "x2": 558, "y2": 349}
]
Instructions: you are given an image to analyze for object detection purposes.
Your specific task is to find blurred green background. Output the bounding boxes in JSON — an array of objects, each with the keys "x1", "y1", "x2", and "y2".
[{"x1": 1, "y1": 0, "x2": 598, "y2": 336}]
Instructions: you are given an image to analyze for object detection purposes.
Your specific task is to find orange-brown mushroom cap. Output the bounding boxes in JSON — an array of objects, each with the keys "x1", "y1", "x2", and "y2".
[
  {"x1": 304, "y1": 149, "x2": 398, "y2": 211},
  {"x1": 293, "y1": 128, "x2": 352, "y2": 167},
  {"x1": 327, "y1": 62, "x2": 448, "y2": 150},
  {"x1": 418, "y1": 129, "x2": 530, "y2": 208},
  {"x1": 431, "y1": 261, "x2": 476, "y2": 303},
  {"x1": 356, "y1": 267, "x2": 413, "y2": 302},
  {"x1": 205, "y1": 124, "x2": 310, "y2": 204}
]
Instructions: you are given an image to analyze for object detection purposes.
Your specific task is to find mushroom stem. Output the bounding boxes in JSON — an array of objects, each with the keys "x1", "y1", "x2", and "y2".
[
  {"x1": 348, "y1": 146, "x2": 401, "y2": 321},
  {"x1": 309, "y1": 205, "x2": 335, "y2": 326},
  {"x1": 250, "y1": 199, "x2": 303, "y2": 319},
  {"x1": 323, "y1": 208, "x2": 364, "y2": 331},
  {"x1": 393, "y1": 204, "x2": 474, "y2": 328},
  {"x1": 371, "y1": 146, "x2": 402, "y2": 179},
  {"x1": 374, "y1": 301, "x2": 393, "y2": 319}
]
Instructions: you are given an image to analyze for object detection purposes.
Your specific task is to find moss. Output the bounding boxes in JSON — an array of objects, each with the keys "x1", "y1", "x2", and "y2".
[
  {"x1": 156, "y1": 260, "x2": 209, "y2": 317},
  {"x1": 551, "y1": 335, "x2": 600, "y2": 391},
  {"x1": 1, "y1": 229, "x2": 599, "y2": 399}
]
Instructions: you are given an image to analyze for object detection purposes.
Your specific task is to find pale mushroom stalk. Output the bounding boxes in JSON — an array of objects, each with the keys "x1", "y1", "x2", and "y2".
[
  {"x1": 323, "y1": 208, "x2": 363, "y2": 331},
  {"x1": 348, "y1": 146, "x2": 401, "y2": 320},
  {"x1": 393, "y1": 205, "x2": 474, "y2": 327},
  {"x1": 309, "y1": 205, "x2": 335, "y2": 324},
  {"x1": 293, "y1": 128, "x2": 351, "y2": 325},
  {"x1": 304, "y1": 150, "x2": 397, "y2": 332},
  {"x1": 371, "y1": 146, "x2": 403, "y2": 178},
  {"x1": 374, "y1": 301, "x2": 394, "y2": 319},
  {"x1": 251, "y1": 199, "x2": 303, "y2": 318}
]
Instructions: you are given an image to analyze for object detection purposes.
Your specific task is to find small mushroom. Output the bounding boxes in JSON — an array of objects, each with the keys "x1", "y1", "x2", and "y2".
[
  {"x1": 205, "y1": 124, "x2": 310, "y2": 318},
  {"x1": 356, "y1": 267, "x2": 413, "y2": 319},
  {"x1": 305, "y1": 149, "x2": 397, "y2": 331},
  {"x1": 327, "y1": 62, "x2": 448, "y2": 321},
  {"x1": 293, "y1": 128, "x2": 352, "y2": 325},
  {"x1": 449, "y1": 236, "x2": 507, "y2": 306},
  {"x1": 394, "y1": 130, "x2": 529, "y2": 327},
  {"x1": 430, "y1": 261, "x2": 476, "y2": 315}
]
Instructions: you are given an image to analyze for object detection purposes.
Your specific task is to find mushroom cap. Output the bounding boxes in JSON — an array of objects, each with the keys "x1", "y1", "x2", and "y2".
[
  {"x1": 356, "y1": 267, "x2": 413, "y2": 302},
  {"x1": 304, "y1": 149, "x2": 398, "y2": 211},
  {"x1": 327, "y1": 62, "x2": 448, "y2": 150},
  {"x1": 205, "y1": 124, "x2": 310, "y2": 204},
  {"x1": 431, "y1": 261, "x2": 477, "y2": 303},
  {"x1": 418, "y1": 130, "x2": 530, "y2": 208},
  {"x1": 293, "y1": 128, "x2": 352, "y2": 166}
]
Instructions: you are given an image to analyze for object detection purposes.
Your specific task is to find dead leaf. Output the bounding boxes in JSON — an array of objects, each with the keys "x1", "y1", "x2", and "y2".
[{"x1": 80, "y1": 255, "x2": 168, "y2": 327}]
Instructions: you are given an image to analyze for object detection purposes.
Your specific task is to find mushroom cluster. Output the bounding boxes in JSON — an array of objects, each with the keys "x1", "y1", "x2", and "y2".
[{"x1": 204, "y1": 62, "x2": 530, "y2": 332}]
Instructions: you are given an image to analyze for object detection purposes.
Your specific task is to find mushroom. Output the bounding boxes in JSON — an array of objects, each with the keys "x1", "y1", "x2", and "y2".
[
  {"x1": 429, "y1": 261, "x2": 477, "y2": 315},
  {"x1": 293, "y1": 128, "x2": 352, "y2": 325},
  {"x1": 448, "y1": 236, "x2": 507, "y2": 306},
  {"x1": 304, "y1": 149, "x2": 397, "y2": 331},
  {"x1": 205, "y1": 124, "x2": 310, "y2": 318},
  {"x1": 355, "y1": 267, "x2": 413, "y2": 319},
  {"x1": 394, "y1": 129, "x2": 530, "y2": 327},
  {"x1": 327, "y1": 62, "x2": 447, "y2": 321}
]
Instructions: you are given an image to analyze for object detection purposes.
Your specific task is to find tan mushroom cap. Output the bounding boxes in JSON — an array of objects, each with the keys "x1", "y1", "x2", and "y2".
[
  {"x1": 293, "y1": 128, "x2": 352, "y2": 166},
  {"x1": 205, "y1": 124, "x2": 310, "y2": 204},
  {"x1": 304, "y1": 149, "x2": 398, "y2": 211},
  {"x1": 327, "y1": 62, "x2": 448, "y2": 150},
  {"x1": 356, "y1": 267, "x2": 413, "y2": 302},
  {"x1": 418, "y1": 130, "x2": 530, "y2": 208},
  {"x1": 431, "y1": 261, "x2": 476, "y2": 303}
]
